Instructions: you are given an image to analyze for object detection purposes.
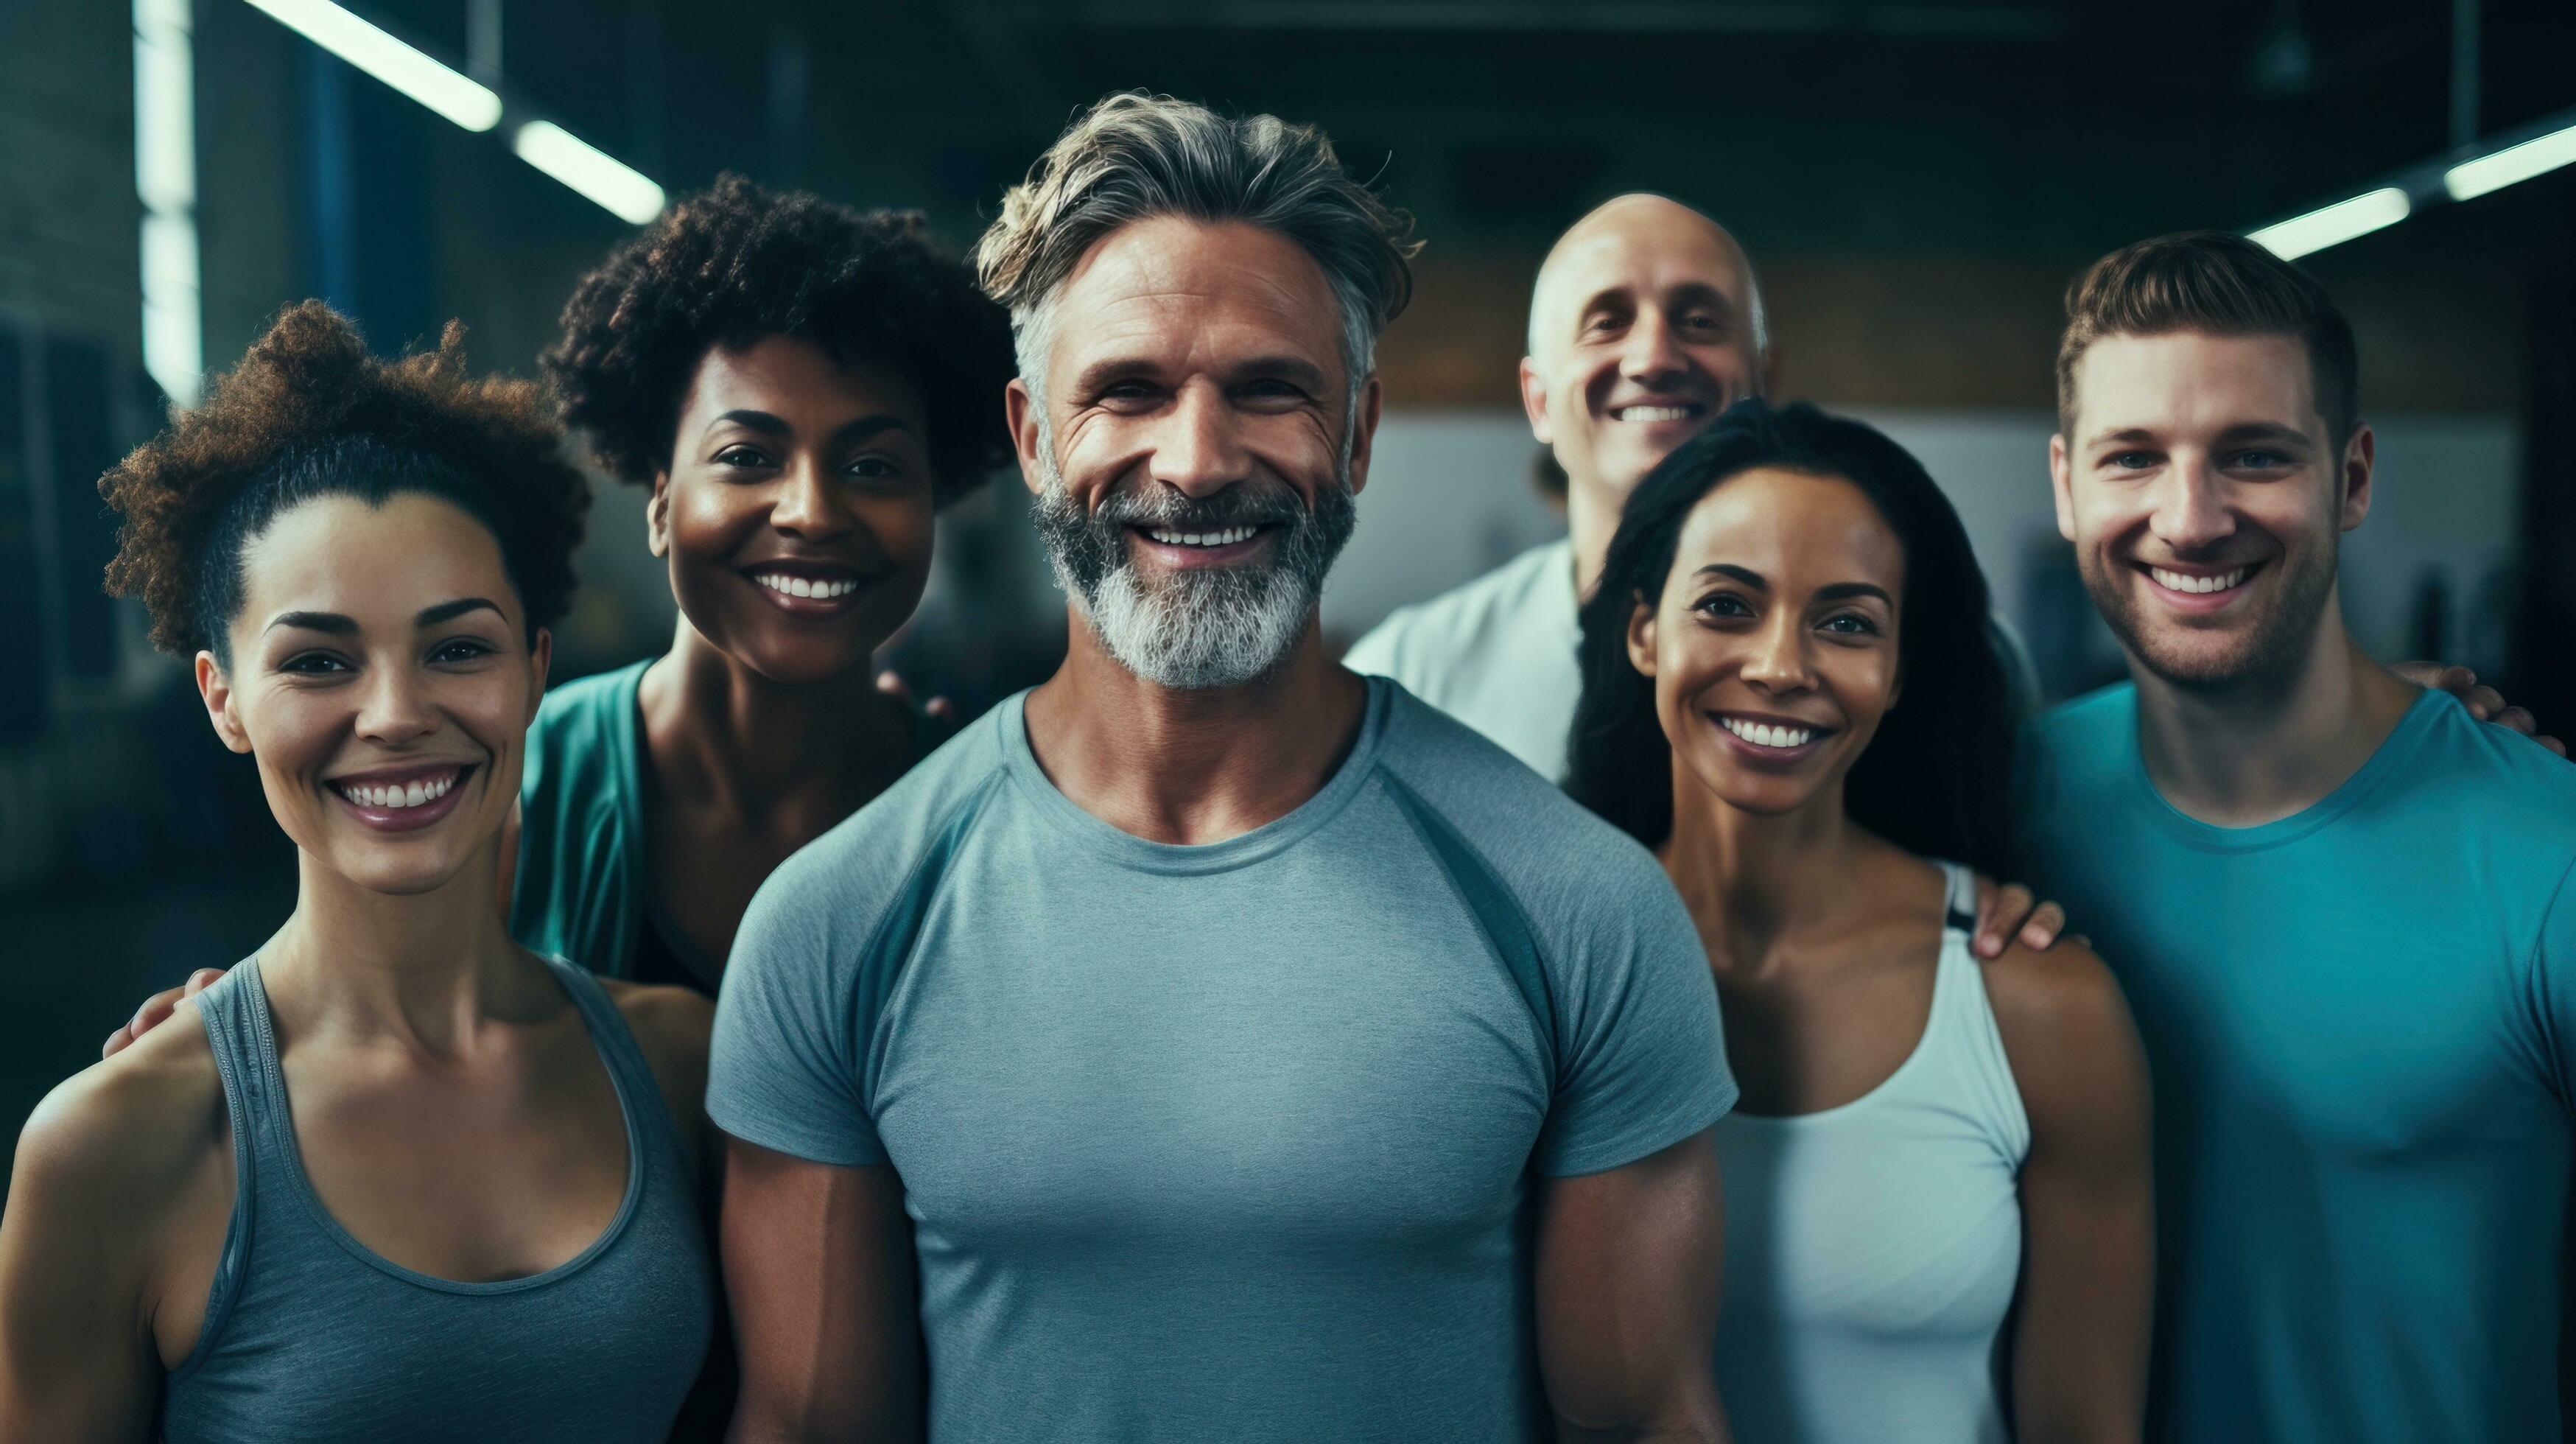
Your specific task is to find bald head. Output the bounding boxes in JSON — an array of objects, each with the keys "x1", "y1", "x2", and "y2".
[
  {"x1": 1518, "y1": 193, "x2": 1771, "y2": 521},
  {"x1": 1527, "y1": 194, "x2": 1766, "y2": 363}
]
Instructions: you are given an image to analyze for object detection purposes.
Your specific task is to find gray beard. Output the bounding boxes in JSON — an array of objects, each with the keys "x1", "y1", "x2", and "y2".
[{"x1": 1029, "y1": 441, "x2": 1358, "y2": 690}]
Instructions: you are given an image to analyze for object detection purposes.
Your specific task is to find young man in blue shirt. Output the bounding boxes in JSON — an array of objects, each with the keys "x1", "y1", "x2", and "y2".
[{"x1": 2025, "y1": 230, "x2": 2575, "y2": 1443}]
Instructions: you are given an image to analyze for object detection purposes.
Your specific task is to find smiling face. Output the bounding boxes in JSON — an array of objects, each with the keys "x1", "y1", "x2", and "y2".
[
  {"x1": 653, "y1": 334, "x2": 936, "y2": 685},
  {"x1": 1523, "y1": 197, "x2": 1763, "y2": 508},
  {"x1": 1008, "y1": 215, "x2": 1375, "y2": 689},
  {"x1": 2050, "y1": 330, "x2": 2372, "y2": 690},
  {"x1": 200, "y1": 492, "x2": 547, "y2": 896},
  {"x1": 1626, "y1": 467, "x2": 1904, "y2": 820}
]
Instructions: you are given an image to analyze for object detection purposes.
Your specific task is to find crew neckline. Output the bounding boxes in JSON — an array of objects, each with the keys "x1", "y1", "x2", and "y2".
[
  {"x1": 997, "y1": 676, "x2": 1394, "y2": 876},
  {"x1": 2124, "y1": 686, "x2": 2446, "y2": 853}
]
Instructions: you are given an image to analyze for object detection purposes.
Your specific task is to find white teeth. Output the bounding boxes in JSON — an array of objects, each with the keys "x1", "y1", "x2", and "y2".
[
  {"x1": 337, "y1": 771, "x2": 457, "y2": 810},
  {"x1": 1615, "y1": 405, "x2": 1694, "y2": 422},
  {"x1": 1146, "y1": 525, "x2": 1258, "y2": 548},
  {"x1": 1721, "y1": 717, "x2": 1817, "y2": 749},
  {"x1": 2150, "y1": 565, "x2": 2250, "y2": 595},
  {"x1": 755, "y1": 572, "x2": 858, "y2": 600}
]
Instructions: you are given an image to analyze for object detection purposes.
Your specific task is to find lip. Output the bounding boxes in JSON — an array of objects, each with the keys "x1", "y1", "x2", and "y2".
[
  {"x1": 2135, "y1": 558, "x2": 2267, "y2": 615},
  {"x1": 327, "y1": 763, "x2": 475, "y2": 833},
  {"x1": 741, "y1": 559, "x2": 878, "y2": 617},
  {"x1": 1604, "y1": 399, "x2": 1711, "y2": 429},
  {"x1": 1127, "y1": 524, "x2": 1277, "y2": 570},
  {"x1": 1706, "y1": 709, "x2": 1836, "y2": 765}
]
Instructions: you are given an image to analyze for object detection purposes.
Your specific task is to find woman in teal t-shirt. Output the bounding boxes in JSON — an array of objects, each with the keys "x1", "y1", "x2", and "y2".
[{"x1": 507, "y1": 176, "x2": 1017, "y2": 989}]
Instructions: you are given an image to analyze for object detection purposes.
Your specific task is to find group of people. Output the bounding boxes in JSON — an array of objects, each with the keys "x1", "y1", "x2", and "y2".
[{"x1": 0, "y1": 88, "x2": 2568, "y2": 1444}]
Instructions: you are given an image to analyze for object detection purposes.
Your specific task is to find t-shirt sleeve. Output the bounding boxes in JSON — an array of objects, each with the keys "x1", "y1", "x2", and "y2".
[
  {"x1": 1532, "y1": 861, "x2": 1737, "y2": 1177},
  {"x1": 2530, "y1": 855, "x2": 2576, "y2": 1112},
  {"x1": 707, "y1": 858, "x2": 885, "y2": 1168}
]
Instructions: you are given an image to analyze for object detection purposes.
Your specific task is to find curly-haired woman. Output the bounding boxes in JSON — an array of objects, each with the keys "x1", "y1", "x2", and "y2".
[
  {"x1": 508, "y1": 174, "x2": 1016, "y2": 991},
  {"x1": 1569, "y1": 399, "x2": 2155, "y2": 1443},
  {"x1": 0, "y1": 303, "x2": 718, "y2": 1440}
]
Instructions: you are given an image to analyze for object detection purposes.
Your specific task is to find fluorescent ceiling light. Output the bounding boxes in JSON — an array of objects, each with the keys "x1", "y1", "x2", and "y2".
[
  {"x1": 2247, "y1": 187, "x2": 2410, "y2": 260},
  {"x1": 2444, "y1": 123, "x2": 2576, "y2": 203},
  {"x1": 239, "y1": 0, "x2": 500, "y2": 132},
  {"x1": 512, "y1": 121, "x2": 665, "y2": 225}
]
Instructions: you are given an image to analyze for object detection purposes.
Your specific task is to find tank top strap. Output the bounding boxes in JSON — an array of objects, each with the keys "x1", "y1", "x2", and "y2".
[
  {"x1": 169, "y1": 958, "x2": 288, "y2": 1386},
  {"x1": 1926, "y1": 864, "x2": 2034, "y2": 1168},
  {"x1": 538, "y1": 956, "x2": 687, "y2": 1162}
]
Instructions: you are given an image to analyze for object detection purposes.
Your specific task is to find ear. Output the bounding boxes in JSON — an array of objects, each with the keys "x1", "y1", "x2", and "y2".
[
  {"x1": 1005, "y1": 378, "x2": 1046, "y2": 499},
  {"x1": 1517, "y1": 357, "x2": 1553, "y2": 445},
  {"x1": 2048, "y1": 432, "x2": 2077, "y2": 544},
  {"x1": 194, "y1": 651, "x2": 252, "y2": 754},
  {"x1": 1624, "y1": 592, "x2": 1660, "y2": 679},
  {"x1": 1755, "y1": 343, "x2": 1780, "y2": 402},
  {"x1": 2337, "y1": 422, "x2": 2376, "y2": 532},
  {"x1": 647, "y1": 472, "x2": 674, "y2": 558},
  {"x1": 1344, "y1": 375, "x2": 1383, "y2": 498},
  {"x1": 526, "y1": 626, "x2": 553, "y2": 723}
]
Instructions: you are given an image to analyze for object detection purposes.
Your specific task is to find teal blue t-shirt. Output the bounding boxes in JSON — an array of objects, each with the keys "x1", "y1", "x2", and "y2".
[
  {"x1": 708, "y1": 678, "x2": 1737, "y2": 1441},
  {"x1": 2024, "y1": 683, "x2": 2576, "y2": 1443}
]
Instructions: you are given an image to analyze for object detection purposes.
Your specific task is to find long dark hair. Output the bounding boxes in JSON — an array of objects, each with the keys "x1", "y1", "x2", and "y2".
[{"x1": 1566, "y1": 399, "x2": 2018, "y2": 877}]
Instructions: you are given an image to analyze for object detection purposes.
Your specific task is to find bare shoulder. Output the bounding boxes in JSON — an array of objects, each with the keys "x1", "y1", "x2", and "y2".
[
  {"x1": 596, "y1": 978, "x2": 715, "y2": 1070},
  {"x1": 1977, "y1": 936, "x2": 2150, "y2": 1132},
  {"x1": 10, "y1": 1003, "x2": 228, "y2": 1224}
]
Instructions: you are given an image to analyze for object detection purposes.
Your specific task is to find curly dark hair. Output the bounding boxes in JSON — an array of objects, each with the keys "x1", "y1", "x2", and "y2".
[
  {"x1": 100, "y1": 300, "x2": 590, "y2": 659},
  {"x1": 544, "y1": 174, "x2": 1016, "y2": 502},
  {"x1": 1567, "y1": 399, "x2": 2020, "y2": 877}
]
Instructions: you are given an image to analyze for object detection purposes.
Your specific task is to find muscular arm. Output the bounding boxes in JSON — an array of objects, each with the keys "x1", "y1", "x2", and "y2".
[
  {"x1": 1984, "y1": 939, "x2": 2155, "y2": 1443},
  {"x1": 721, "y1": 1138, "x2": 919, "y2": 1443},
  {"x1": 1534, "y1": 1129, "x2": 1730, "y2": 1443},
  {"x1": 0, "y1": 1034, "x2": 226, "y2": 1442}
]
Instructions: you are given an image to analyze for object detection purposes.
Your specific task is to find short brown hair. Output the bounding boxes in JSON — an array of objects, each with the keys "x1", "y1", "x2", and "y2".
[
  {"x1": 974, "y1": 92, "x2": 1418, "y2": 404},
  {"x1": 102, "y1": 301, "x2": 588, "y2": 658},
  {"x1": 2056, "y1": 230, "x2": 2359, "y2": 444}
]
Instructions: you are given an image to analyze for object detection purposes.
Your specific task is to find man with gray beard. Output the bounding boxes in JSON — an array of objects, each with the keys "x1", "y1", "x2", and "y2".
[{"x1": 707, "y1": 93, "x2": 1739, "y2": 1443}]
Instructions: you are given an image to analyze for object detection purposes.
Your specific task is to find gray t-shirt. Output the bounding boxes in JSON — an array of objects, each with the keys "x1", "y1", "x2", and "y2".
[{"x1": 708, "y1": 676, "x2": 1736, "y2": 1442}]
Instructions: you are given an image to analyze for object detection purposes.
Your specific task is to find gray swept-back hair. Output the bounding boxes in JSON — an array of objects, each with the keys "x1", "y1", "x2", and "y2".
[{"x1": 975, "y1": 92, "x2": 1419, "y2": 416}]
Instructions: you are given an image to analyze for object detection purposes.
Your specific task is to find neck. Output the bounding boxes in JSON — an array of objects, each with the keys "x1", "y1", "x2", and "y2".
[
  {"x1": 1023, "y1": 608, "x2": 1368, "y2": 845},
  {"x1": 1660, "y1": 774, "x2": 1859, "y2": 972},
  {"x1": 2128, "y1": 600, "x2": 2416, "y2": 827},
  {"x1": 1565, "y1": 474, "x2": 1624, "y2": 603},
  {"x1": 259, "y1": 835, "x2": 544, "y2": 1051},
  {"x1": 643, "y1": 611, "x2": 908, "y2": 819}
]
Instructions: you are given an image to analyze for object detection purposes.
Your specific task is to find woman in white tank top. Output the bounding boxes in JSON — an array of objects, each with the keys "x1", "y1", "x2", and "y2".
[{"x1": 1568, "y1": 401, "x2": 2154, "y2": 1442}]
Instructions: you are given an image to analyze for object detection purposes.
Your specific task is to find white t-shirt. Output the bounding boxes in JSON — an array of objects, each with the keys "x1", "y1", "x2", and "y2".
[{"x1": 1344, "y1": 538, "x2": 1583, "y2": 782}]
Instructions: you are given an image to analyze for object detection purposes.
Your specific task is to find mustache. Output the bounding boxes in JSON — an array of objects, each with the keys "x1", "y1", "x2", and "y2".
[{"x1": 1090, "y1": 483, "x2": 1313, "y2": 533}]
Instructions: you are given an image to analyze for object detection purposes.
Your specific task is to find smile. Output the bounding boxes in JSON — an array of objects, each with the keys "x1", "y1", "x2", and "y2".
[
  {"x1": 326, "y1": 763, "x2": 475, "y2": 833},
  {"x1": 2148, "y1": 564, "x2": 2251, "y2": 595},
  {"x1": 1143, "y1": 525, "x2": 1260, "y2": 548},
  {"x1": 331, "y1": 765, "x2": 463, "y2": 809},
  {"x1": 1718, "y1": 715, "x2": 1826, "y2": 751},
  {"x1": 752, "y1": 570, "x2": 863, "y2": 600},
  {"x1": 1610, "y1": 404, "x2": 1704, "y2": 424}
]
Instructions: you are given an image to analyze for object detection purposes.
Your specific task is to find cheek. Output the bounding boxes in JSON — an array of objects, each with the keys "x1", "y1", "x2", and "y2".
[
  {"x1": 667, "y1": 481, "x2": 762, "y2": 561},
  {"x1": 856, "y1": 491, "x2": 936, "y2": 567}
]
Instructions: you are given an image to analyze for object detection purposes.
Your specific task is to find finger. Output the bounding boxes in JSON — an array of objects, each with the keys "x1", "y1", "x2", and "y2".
[
  {"x1": 2538, "y1": 734, "x2": 2567, "y2": 758},
  {"x1": 2489, "y1": 705, "x2": 2536, "y2": 736},
  {"x1": 875, "y1": 670, "x2": 915, "y2": 705},
  {"x1": 183, "y1": 967, "x2": 224, "y2": 997},
  {"x1": 924, "y1": 696, "x2": 954, "y2": 721},
  {"x1": 1975, "y1": 883, "x2": 2034, "y2": 959},
  {"x1": 2466, "y1": 685, "x2": 2505, "y2": 721},
  {"x1": 102, "y1": 1024, "x2": 136, "y2": 1060},
  {"x1": 2070, "y1": 933, "x2": 2092, "y2": 950},
  {"x1": 2018, "y1": 901, "x2": 2068, "y2": 952}
]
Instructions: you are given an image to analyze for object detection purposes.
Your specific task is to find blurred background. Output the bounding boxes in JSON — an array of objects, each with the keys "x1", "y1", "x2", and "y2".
[{"x1": 3, "y1": 0, "x2": 2572, "y2": 1177}]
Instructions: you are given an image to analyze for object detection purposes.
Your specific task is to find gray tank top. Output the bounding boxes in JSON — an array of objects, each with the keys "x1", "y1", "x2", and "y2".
[{"x1": 160, "y1": 956, "x2": 717, "y2": 1443}]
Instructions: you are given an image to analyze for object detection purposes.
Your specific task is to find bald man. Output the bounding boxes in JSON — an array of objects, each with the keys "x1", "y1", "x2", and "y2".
[{"x1": 1345, "y1": 194, "x2": 1771, "y2": 779}]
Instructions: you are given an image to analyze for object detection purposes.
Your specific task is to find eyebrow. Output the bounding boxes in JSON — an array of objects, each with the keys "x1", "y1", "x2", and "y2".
[
  {"x1": 1694, "y1": 566, "x2": 1892, "y2": 606},
  {"x1": 264, "y1": 597, "x2": 502, "y2": 636},
  {"x1": 1067, "y1": 354, "x2": 1336, "y2": 397},
  {"x1": 2084, "y1": 421, "x2": 2314, "y2": 449}
]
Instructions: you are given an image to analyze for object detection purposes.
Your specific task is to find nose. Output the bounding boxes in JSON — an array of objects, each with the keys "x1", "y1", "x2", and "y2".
[
  {"x1": 2147, "y1": 455, "x2": 2233, "y2": 553},
  {"x1": 1146, "y1": 380, "x2": 1250, "y2": 499},
  {"x1": 768, "y1": 455, "x2": 854, "y2": 542},
  {"x1": 1620, "y1": 309, "x2": 1688, "y2": 388},
  {"x1": 1739, "y1": 607, "x2": 1814, "y2": 695},
  {"x1": 353, "y1": 661, "x2": 438, "y2": 746}
]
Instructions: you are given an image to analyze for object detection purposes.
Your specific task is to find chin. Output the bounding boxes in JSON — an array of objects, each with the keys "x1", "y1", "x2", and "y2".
[{"x1": 327, "y1": 850, "x2": 477, "y2": 898}]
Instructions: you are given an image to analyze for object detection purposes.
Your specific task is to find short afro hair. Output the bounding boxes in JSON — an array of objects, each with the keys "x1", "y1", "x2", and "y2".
[
  {"x1": 544, "y1": 174, "x2": 1016, "y2": 502},
  {"x1": 101, "y1": 300, "x2": 590, "y2": 659}
]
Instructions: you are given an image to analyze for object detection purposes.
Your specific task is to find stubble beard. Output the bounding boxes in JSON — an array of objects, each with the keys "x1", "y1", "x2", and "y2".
[
  {"x1": 2082, "y1": 533, "x2": 2340, "y2": 692},
  {"x1": 1028, "y1": 430, "x2": 1358, "y2": 691}
]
